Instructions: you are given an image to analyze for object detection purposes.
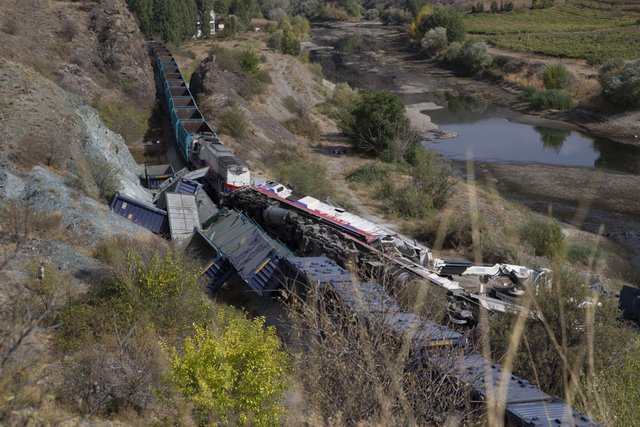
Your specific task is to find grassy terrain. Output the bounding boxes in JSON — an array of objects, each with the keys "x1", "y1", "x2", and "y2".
[{"x1": 464, "y1": 0, "x2": 640, "y2": 60}]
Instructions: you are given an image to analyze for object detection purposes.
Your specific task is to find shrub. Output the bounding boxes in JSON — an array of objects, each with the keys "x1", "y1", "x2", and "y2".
[
  {"x1": 454, "y1": 42, "x2": 493, "y2": 74},
  {"x1": 518, "y1": 217, "x2": 565, "y2": 259},
  {"x1": 408, "y1": 147, "x2": 453, "y2": 210},
  {"x1": 471, "y1": 2, "x2": 484, "y2": 13},
  {"x1": 405, "y1": 213, "x2": 476, "y2": 250},
  {"x1": 59, "y1": 18, "x2": 78, "y2": 41},
  {"x1": 363, "y1": 8, "x2": 379, "y2": 20},
  {"x1": 220, "y1": 105, "x2": 249, "y2": 138},
  {"x1": 281, "y1": 29, "x2": 301, "y2": 55},
  {"x1": 344, "y1": 90, "x2": 410, "y2": 157},
  {"x1": 531, "y1": 0, "x2": 554, "y2": 8},
  {"x1": 222, "y1": 15, "x2": 240, "y2": 37},
  {"x1": 90, "y1": 157, "x2": 120, "y2": 202},
  {"x1": 346, "y1": 161, "x2": 392, "y2": 183},
  {"x1": 53, "y1": 248, "x2": 214, "y2": 418},
  {"x1": 542, "y1": 62, "x2": 569, "y2": 90},
  {"x1": 235, "y1": 49, "x2": 260, "y2": 74},
  {"x1": 567, "y1": 243, "x2": 600, "y2": 265},
  {"x1": 381, "y1": 183, "x2": 433, "y2": 219},
  {"x1": 380, "y1": 7, "x2": 411, "y2": 25},
  {"x1": 168, "y1": 311, "x2": 288, "y2": 426},
  {"x1": 490, "y1": 1, "x2": 499, "y2": 12},
  {"x1": 602, "y1": 59, "x2": 640, "y2": 109},
  {"x1": 522, "y1": 87, "x2": 574, "y2": 110},
  {"x1": 598, "y1": 56, "x2": 625, "y2": 86},
  {"x1": 255, "y1": 69, "x2": 272, "y2": 84},
  {"x1": 421, "y1": 27, "x2": 448, "y2": 55},
  {"x1": 268, "y1": 29, "x2": 283, "y2": 51},
  {"x1": 282, "y1": 95, "x2": 306, "y2": 116},
  {"x1": 408, "y1": 6, "x2": 434, "y2": 42},
  {"x1": 274, "y1": 158, "x2": 334, "y2": 199},
  {"x1": 424, "y1": 7, "x2": 466, "y2": 43},
  {"x1": 283, "y1": 116, "x2": 320, "y2": 141}
]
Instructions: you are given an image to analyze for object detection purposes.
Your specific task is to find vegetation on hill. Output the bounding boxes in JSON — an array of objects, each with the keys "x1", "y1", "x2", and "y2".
[
  {"x1": 50, "y1": 241, "x2": 289, "y2": 423},
  {"x1": 464, "y1": 0, "x2": 640, "y2": 61}
]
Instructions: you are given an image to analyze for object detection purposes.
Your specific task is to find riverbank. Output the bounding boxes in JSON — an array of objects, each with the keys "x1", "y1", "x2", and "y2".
[
  {"x1": 309, "y1": 21, "x2": 640, "y2": 275},
  {"x1": 309, "y1": 21, "x2": 640, "y2": 146}
]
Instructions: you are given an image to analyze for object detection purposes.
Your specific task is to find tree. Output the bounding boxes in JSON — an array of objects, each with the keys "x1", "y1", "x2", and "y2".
[
  {"x1": 344, "y1": 90, "x2": 410, "y2": 157},
  {"x1": 542, "y1": 62, "x2": 570, "y2": 90},
  {"x1": 490, "y1": 1, "x2": 499, "y2": 12},
  {"x1": 423, "y1": 7, "x2": 466, "y2": 43},
  {"x1": 421, "y1": 27, "x2": 448, "y2": 55},
  {"x1": 168, "y1": 310, "x2": 289, "y2": 426}
]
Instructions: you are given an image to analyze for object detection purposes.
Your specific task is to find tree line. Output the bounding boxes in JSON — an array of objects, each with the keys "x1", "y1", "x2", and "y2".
[{"x1": 126, "y1": 0, "x2": 212, "y2": 45}]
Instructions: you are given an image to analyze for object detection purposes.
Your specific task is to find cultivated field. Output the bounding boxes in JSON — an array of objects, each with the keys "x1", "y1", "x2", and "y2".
[{"x1": 464, "y1": 0, "x2": 640, "y2": 60}]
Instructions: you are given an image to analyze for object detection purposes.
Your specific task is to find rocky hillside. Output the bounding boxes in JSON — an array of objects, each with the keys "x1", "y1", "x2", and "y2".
[
  {"x1": 0, "y1": 0, "x2": 153, "y2": 104},
  {"x1": 0, "y1": 2, "x2": 161, "y2": 421}
]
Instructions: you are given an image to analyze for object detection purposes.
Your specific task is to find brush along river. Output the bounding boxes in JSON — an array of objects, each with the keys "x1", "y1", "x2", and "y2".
[{"x1": 309, "y1": 21, "x2": 640, "y2": 269}]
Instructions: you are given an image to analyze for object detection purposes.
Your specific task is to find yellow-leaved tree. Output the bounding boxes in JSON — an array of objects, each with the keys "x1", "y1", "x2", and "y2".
[
  {"x1": 167, "y1": 309, "x2": 289, "y2": 426},
  {"x1": 408, "y1": 6, "x2": 434, "y2": 43}
]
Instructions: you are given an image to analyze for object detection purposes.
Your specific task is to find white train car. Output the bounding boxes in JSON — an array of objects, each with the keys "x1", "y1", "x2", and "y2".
[{"x1": 256, "y1": 181, "x2": 432, "y2": 267}]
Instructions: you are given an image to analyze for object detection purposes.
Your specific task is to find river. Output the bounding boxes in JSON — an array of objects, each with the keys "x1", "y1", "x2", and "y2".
[{"x1": 309, "y1": 21, "x2": 640, "y2": 269}]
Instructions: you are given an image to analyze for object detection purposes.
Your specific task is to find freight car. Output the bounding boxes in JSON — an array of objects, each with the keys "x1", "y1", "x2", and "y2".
[{"x1": 150, "y1": 43, "x2": 250, "y2": 197}]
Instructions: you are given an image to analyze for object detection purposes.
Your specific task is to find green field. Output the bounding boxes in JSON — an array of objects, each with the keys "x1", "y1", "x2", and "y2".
[{"x1": 464, "y1": 0, "x2": 640, "y2": 60}]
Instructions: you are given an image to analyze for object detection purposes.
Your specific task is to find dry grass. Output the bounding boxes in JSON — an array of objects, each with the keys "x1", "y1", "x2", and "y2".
[{"x1": 284, "y1": 274, "x2": 478, "y2": 425}]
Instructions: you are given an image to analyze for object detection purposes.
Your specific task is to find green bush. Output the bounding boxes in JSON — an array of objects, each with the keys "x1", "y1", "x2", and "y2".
[
  {"x1": 281, "y1": 29, "x2": 301, "y2": 55},
  {"x1": 363, "y1": 8, "x2": 379, "y2": 20},
  {"x1": 167, "y1": 310, "x2": 288, "y2": 426},
  {"x1": 404, "y1": 213, "x2": 476, "y2": 250},
  {"x1": 602, "y1": 60, "x2": 640, "y2": 109},
  {"x1": 235, "y1": 49, "x2": 260, "y2": 74},
  {"x1": 423, "y1": 7, "x2": 466, "y2": 43},
  {"x1": 346, "y1": 161, "x2": 392, "y2": 184},
  {"x1": 598, "y1": 56, "x2": 625, "y2": 86},
  {"x1": 274, "y1": 158, "x2": 335, "y2": 200},
  {"x1": 542, "y1": 62, "x2": 569, "y2": 90},
  {"x1": 444, "y1": 41, "x2": 493, "y2": 74},
  {"x1": 518, "y1": 217, "x2": 565, "y2": 259},
  {"x1": 381, "y1": 183, "x2": 434, "y2": 219},
  {"x1": 268, "y1": 29, "x2": 283, "y2": 51},
  {"x1": 567, "y1": 243, "x2": 600, "y2": 265},
  {"x1": 344, "y1": 90, "x2": 410, "y2": 157},
  {"x1": 380, "y1": 7, "x2": 411, "y2": 25},
  {"x1": 421, "y1": 27, "x2": 448, "y2": 55},
  {"x1": 283, "y1": 116, "x2": 320, "y2": 141},
  {"x1": 522, "y1": 87, "x2": 574, "y2": 110},
  {"x1": 90, "y1": 157, "x2": 119, "y2": 202},
  {"x1": 220, "y1": 105, "x2": 249, "y2": 138},
  {"x1": 408, "y1": 147, "x2": 453, "y2": 210},
  {"x1": 255, "y1": 69, "x2": 272, "y2": 84}
]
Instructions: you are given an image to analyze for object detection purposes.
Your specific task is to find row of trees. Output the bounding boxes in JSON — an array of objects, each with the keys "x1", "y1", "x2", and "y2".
[{"x1": 126, "y1": 0, "x2": 211, "y2": 45}]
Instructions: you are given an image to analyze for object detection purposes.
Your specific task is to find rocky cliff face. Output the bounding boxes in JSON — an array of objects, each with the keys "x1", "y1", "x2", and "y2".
[{"x1": 0, "y1": 0, "x2": 153, "y2": 105}]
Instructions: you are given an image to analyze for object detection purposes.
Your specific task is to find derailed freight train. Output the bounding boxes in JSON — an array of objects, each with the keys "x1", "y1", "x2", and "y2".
[
  {"x1": 147, "y1": 43, "x2": 599, "y2": 426},
  {"x1": 151, "y1": 42, "x2": 556, "y2": 323},
  {"x1": 152, "y1": 43, "x2": 250, "y2": 197}
]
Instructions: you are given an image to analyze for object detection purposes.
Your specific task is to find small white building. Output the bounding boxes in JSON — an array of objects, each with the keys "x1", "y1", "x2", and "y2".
[{"x1": 196, "y1": 10, "x2": 216, "y2": 38}]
